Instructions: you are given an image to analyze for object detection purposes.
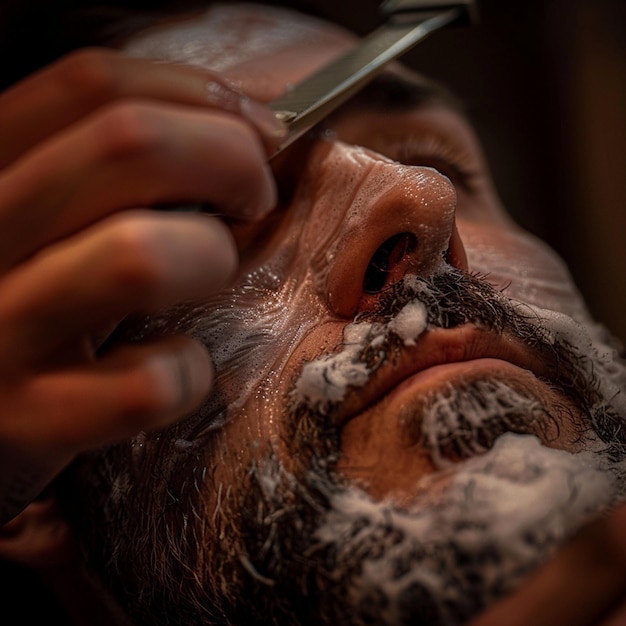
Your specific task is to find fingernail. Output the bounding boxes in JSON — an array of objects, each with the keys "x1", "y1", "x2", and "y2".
[
  {"x1": 206, "y1": 80, "x2": 288, "y2": 140},
  {"x1": 239, "y1": 96, "x2": 288, "y2": 139},
  {"x1": 172, "y1": 341, "x2": 213, "y2": 410}
]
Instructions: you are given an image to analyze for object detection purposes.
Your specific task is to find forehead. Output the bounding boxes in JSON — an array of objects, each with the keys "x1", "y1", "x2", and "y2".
[{"x1": 123, "y1": 3, "x2": 357, "y2": 101}]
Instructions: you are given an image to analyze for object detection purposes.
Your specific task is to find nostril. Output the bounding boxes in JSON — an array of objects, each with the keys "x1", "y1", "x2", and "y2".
[{"x1": 363, "y1": 232, "x2": 418, "y2": 294}]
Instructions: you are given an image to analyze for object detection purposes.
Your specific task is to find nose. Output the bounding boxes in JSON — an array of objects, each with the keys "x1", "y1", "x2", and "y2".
[{"x1": 325, "y1": 152, "x2": 468, "y2": 318}]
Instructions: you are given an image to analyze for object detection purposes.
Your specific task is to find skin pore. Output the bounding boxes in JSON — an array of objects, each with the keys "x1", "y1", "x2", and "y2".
[{"x1": 56, "y1": 3, "x2": 626, "y2": 626}]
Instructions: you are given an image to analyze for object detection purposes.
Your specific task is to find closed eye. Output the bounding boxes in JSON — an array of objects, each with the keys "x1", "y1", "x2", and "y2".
[{"x1": 384, "y1": 132, "x2": 480, "y2": 193}]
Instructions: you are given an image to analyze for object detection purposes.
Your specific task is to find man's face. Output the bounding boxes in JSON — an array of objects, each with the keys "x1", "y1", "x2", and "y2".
[{"x1": 66, "y1": 4, "x2": 626, "y2": 626}]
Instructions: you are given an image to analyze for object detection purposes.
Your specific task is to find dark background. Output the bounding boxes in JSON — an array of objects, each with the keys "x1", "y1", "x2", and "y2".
[{"x1": 294, "y1": 0, "x2": 626, "y2": 347}]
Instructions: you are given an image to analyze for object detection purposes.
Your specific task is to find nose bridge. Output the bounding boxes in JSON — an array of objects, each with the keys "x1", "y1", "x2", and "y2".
[{"x1": 323, "y1": 145, "x2": 466, "y2": 318}]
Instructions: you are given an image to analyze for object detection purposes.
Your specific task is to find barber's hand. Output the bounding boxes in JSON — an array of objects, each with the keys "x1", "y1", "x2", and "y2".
[
  {"x1": 0, "y1": 48, "x2": 285, "y2": 525},
  {"x1": 469, "y1": 504, "x2": 626, "y2": 626}
]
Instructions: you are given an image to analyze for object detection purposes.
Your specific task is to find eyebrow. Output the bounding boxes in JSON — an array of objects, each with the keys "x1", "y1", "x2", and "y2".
[{"x1": 343, "y1": 71, "x2": 464, "y2": 115}]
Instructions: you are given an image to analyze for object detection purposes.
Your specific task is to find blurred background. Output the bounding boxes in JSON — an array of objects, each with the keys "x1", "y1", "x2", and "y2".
[{"x1": 286, "y1": 0, "x2": 626, "y2": 347}]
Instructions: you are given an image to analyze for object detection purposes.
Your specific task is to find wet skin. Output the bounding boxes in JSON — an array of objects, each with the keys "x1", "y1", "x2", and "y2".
[
  {"x1": 54, "y1": 7, "x2": 626, "y2": 626},
  {"x1": 120, "y1": 5, "x2": 602, "y2": 504}
]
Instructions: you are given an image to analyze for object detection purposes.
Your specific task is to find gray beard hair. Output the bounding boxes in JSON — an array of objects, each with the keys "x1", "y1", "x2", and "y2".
[
  {"x1": 219, "y1": 380, "x2": 626, "y2": 626},
  {"x1": 61, "y1": 268, "x2": 626, "y2": 626}
]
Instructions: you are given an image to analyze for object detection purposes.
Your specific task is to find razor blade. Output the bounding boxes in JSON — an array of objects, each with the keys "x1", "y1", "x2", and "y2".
[{"x1": 268, "y1": 0, "x2": 479, "y2": 158}]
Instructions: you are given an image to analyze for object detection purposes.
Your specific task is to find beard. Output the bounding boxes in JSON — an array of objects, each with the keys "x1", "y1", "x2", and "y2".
[
  {"x1": 206, "y1": 267, "x2": 626, "y2": 625},
  {"x1": 61, "y1": 266, "x2": 626, "y2": 626},
  {"x1": 216, "y1": 428, "x2": 626, "y2": 626}
]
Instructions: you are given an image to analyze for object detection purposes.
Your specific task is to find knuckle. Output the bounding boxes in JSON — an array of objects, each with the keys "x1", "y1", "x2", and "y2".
[
  {"x1": 104, "y1": 217, "x2": 165, "y2": 297},
  {"x1": 56, "y1": 47, "x2": 123, "y2": 105},
  {"x1": 91, "y1": 101, "x2": 163, "y2": 161}
]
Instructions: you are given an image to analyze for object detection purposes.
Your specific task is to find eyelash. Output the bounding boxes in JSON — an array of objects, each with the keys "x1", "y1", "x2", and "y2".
[{"x1": 384, "y1": 133, "x2": 480, "y2": 193}]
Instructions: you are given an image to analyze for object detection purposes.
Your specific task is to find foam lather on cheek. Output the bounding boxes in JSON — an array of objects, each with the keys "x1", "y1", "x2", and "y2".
[
  {"x1": 294, "y1": 300, "x2": 428, "y2": 411},
  {"x1": 527, "y1": 304, "x2": 626, "y2": 420},
  {"x1": 314, "y1": 433, "x2": 625, "y2": 624},
  {"x1": 294, "y1": 324, "x2": 372, "y2": 406}
]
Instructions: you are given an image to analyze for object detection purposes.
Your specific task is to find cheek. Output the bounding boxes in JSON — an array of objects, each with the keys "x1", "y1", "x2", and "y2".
[
  {"x1": 215, "y1": 321, "x2": 346, "y2": 454},
  {"x1": 457, "y1": 220, "x2": 592, "y2": 322}
]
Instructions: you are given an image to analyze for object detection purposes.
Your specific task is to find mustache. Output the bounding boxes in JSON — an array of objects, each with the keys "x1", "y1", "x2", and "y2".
[
  {"x1": 292, "y1": 267, "x2": 572, "y2": 413},
  {"x1": 288, "y1": 266, "x2": 626, "y2": 460},
  {"x1": 362, "y1": 267, "x2": 549, "y2": 348}
]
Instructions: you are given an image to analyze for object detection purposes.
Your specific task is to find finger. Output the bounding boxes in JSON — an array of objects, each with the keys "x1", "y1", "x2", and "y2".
[
  {"x1": 0, "y1": 495, "x2": 74, "y2": 566},
  {"x1": 0, "y1": 101, "x2": 275, "y2": 269},
  {"x1": 0, "y1": 334, "x2": 213, "y2": 525},
  {"x1": 0, "y1": 47, "x2": 285, "y2": 168},
  {"x1": 469, "y1": 506, "x2": 626, "y2": 626},
  {"x1": 0, "y1": 335, "x2": 213, "y2": 457},
  {"x1": 0, "y1": 210, "x2": 237, "y2": 365}
]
